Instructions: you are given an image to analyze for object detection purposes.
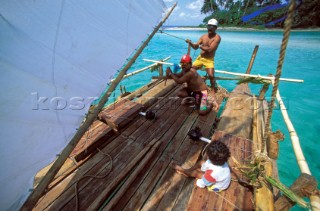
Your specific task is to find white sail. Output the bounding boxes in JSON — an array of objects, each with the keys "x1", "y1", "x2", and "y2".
[{"x1": 0, "y1": 0, "x2": 165, "y2": 209}]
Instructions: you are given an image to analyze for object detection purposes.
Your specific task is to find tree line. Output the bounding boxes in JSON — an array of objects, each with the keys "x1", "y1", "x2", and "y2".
[{"x1": 199, "y1": 0, "x2": 320, "y2": 28}]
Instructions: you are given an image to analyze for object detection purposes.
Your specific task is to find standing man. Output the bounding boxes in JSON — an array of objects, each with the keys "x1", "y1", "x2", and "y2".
[{"x1": 186, "y1": 18, "x2": 221, "y2": 90}]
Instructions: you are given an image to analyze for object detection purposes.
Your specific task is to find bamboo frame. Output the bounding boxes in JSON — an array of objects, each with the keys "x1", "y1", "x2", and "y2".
[
  {"x1": 110, "y1": 56, "x2": 171, "y2": 82},
  {"x1": 143, "y1": 59, "x2": 303, "y2": 83},
  {"x1": 215, "y1": 70, "x2": 304, "y2": 83},
  {"x1": 246, "y1": 45, "x2": 259, "y2": 74},
  {"x1": 20, "y1": 3, "x2": 177, "y2": 210},
  {"x1": 276, "y1": 89, "x2": 310, "y2": 174},
  {"x1": 276, "y1": 89, "x2": 320, "y2": 210}
]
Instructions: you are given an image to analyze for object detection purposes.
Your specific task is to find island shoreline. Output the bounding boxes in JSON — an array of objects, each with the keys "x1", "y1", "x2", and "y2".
[{"x1": 162, "y1": 26, "x2": 320, "y2": 32}]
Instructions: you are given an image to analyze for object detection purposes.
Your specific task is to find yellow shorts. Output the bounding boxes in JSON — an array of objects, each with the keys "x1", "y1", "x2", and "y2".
[
  {"x1": 192, "y1": 55, "x2": 214, "y2": 69},
  {"x1": 207, "y1": 184, "x2": 222, "y2": 192}
]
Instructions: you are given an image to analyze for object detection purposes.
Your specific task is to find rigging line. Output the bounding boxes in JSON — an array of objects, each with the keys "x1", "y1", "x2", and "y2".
[
  {"x1": 51, "y1": 0, "x2": 67, "y2": 138},
  {"x1": 158, "y1": 30, "x2": 186, "y2": 41},
  {"x1": 213, "y1": 191, "x2": 243, "y2": 210},
  {"x1": 263, "y1": 0, "x2": 296, "y2": 153}
]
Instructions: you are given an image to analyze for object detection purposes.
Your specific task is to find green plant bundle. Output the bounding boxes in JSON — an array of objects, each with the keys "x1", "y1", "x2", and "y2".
[
  {"x1": 265, "y1": 175, "x2": 310, "y2": 209},
  {"x1": 236, "y1": 77, "x2": 271, "y2": 85},
  {"x1": 150, "y1": 64, "x2": 161, "y2": 72}
]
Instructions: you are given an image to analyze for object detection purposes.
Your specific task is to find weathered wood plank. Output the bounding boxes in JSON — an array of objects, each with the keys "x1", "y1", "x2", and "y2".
[
  {"x1": 139, "y1": 112, "x2": 199, "y2": 211},
  {"x1": 59, "y1": 89, "x2": 182, "y2": 210},
  {"x1": 111, "y1": 103, "x2": 193, "y2": 210},
  {"x1": 217, "y1": 83, "x2": 253, "y2": 138},
  {"x1": 52, "y1": 87, "x2": 181, "y2": 210},
  {"x1": 71, "y1": 99, "x2": 143, "y2": 161},
  {"x1": 139, "y1": 112, "x2": 216, "y2": 210},
  {"x1": 70, "y1": 79, "x2": 177, "y2": 162},
  {"x1": 36, "y1": 90, "x2": 179, "y2": 210},
  {"x1": 133, "y1": 89, "x2": 223, "y2": 211},
  {"x1": 34, "y1": 133, "x2": 128, "y2": 210},
  {"x1": 88, "y1": 139, "x2": 162, "y2": 210},
  {"x1": 187, "y1": 131, "x2": 254, "y2": 210}
]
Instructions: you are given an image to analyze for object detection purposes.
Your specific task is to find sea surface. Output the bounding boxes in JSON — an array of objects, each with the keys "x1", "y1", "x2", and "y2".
[{"x1": 114, "y1": 29, "x2": 320, "y2": 210}]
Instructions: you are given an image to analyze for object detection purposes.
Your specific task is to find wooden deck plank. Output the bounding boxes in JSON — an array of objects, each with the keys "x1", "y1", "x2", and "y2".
[
  {"x1": 70, "y1": 79, "x2": 176, "y2": 162},
  {"x1": 116, "y1": 88, "x2": 221, "y2": 210},
  {"x1": 71, "y1": 99, "x2": 143, "y2": 161},
  {"x1": 217, "y1": 83, "x2": 253, "y2": 138},
  {"x1": 56, "y1": 88, "x2": 184, "y2": 209},
  {"x1": 111, "y1": 102, "x2": 193, "y2": 210},
  {"x1": 124, "y1": 88, "x2": 222, "y2": 211},
  {"x1": 186, "y1": 132, "x2": 254, "y2": 210},
  {"x1": 59, "y1": 88, "x2": 183, "y2": 210},
  {"x1": 43, "y1": 135, "x2": 139, "y2": 210},
  {"x1": 139, "y1": 112, "x2": 199, "y2": 211},
  {"x1": 33, "y1": 82, "x2": 260, "y2": 211},
  {"x1": 36, "y1": 88, "x2": 180, "y2": 210},
  {"x1": 57, "y1": 139, "x2": 145, "y2": 210}
]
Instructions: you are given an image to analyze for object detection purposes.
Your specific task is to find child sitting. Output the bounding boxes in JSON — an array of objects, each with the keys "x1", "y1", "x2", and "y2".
[{"x1": 172, "y1": 140, "x2": 231, "y2": 192}]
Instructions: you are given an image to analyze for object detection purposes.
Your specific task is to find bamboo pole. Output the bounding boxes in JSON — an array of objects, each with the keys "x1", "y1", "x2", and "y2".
[
  {"x1": 246, "y1": 45, "x2": 259, "y2": 74},
  {"x1": 110, "y1": 56, "x2": 171, "y2": 82},
  {"x1": 276, "y1": 89, "x2": 320, "y2": 210},
  {"x1": 143, "y1": 59, "x2": 303, "y2": 83},
  {"x1": 20, "y1": 3, "x2": 177, "y2": 210},
  {"x1": 215, "y1": 70, "x2": 304, "y2": 83},
  {"x1": 276, "y1": 90, "x2": 310, "y2": 174},
  {"x1": 143, "y1": 58, "x2": 175, "y2": 65},
  {"x1": 253, "y1": 97, "x2": 274, "y2": 211}
]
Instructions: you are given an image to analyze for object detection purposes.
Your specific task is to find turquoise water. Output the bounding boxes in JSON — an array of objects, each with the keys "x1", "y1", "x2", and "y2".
[{"x1": 116, "y1": 30, "x2": 320, "y2": 210}]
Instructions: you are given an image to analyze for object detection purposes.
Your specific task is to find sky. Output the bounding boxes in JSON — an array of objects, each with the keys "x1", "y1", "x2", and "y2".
[{"x1": 163, "y1": 0, "x2": 209, "y2": 26}]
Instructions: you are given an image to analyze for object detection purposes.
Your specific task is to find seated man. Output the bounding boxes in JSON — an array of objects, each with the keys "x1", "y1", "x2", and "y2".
[{"x1": 166, "y1": 54, "x2": 219, "y2": 115}]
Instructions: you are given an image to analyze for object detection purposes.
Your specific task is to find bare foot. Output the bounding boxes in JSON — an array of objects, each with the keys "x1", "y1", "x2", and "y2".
[
  {"x1": 198, "y1": 103, "x2": 212, "y2": 116},
  {"x1": 213, "y1": 101, "x2": 219, "y2": 112},
  {"x1": 171, "y1": 163, "x2": 190, "y2": 177}
]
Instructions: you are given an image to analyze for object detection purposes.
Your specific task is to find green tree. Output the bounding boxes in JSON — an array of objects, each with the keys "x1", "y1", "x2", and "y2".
[
  {"x1": 293, "y1": 0, "x2": 320, "y2": 28},
  {"x1": 200, "y1": 0, "x2": 320, "y2": 28}
]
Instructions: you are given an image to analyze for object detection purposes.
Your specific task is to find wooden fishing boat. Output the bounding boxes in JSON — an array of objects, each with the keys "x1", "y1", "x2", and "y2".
[
  {"x1": 28, "y1": 59, "x2": 318, "y2": 210},
  {"x1": 1, "y1": 1, "x2": 319, "y2": 211}
]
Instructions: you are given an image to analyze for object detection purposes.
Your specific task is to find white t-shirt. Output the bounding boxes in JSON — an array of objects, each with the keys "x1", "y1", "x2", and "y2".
[{"x1": 196, "y1": 160, "x2": 231, "y2": 190}]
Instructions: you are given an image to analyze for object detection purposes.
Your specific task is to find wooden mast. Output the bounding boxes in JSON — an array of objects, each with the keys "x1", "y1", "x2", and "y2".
[{"x1": 20, "y1": 3, "x2": 177, "y2": 210}]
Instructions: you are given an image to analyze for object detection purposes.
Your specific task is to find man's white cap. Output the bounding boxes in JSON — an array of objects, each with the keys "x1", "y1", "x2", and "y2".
[{"x1": 208, "y1": 18, "x2": 218, "y2": 26}]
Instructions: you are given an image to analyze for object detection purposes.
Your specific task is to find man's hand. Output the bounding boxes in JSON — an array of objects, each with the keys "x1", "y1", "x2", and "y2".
[
  {"x1": 166, "y1": 67, "x2": 172, "y2": 78},
  {"x1": 185, "y1": 39, "x2": 192, "y2": 44}
]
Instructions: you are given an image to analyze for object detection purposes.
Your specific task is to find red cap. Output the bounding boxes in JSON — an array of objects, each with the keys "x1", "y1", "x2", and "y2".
[{"x1": 180, "y1": 54, "x2": 192, "y2": 63}]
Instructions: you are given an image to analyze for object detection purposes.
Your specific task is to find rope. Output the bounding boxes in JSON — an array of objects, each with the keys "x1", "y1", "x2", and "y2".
[
  {"x1": 159, "y1": 30, "x2": 186, "y2": 41},
  {"x1": 74, "y1": 148, "x2": 113, "y2": 211},
  {"x1": 262, "y1": 0, "x2": 296, "y2": 153},
  {"x1": 213, "y1": 191, "x2": 243, "y2": 210}
]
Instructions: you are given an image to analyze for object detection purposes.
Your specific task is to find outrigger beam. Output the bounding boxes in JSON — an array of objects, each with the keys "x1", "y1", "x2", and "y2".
[
  {"x1": 110, "y1": 56, "x2": 171, "y2": 82},
  {"x1": 214, "y1": 70, "x2": 304, "y2": 83},
  {"x1": 143, "y1": 58, "x2": 303, "y2": 83}
]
